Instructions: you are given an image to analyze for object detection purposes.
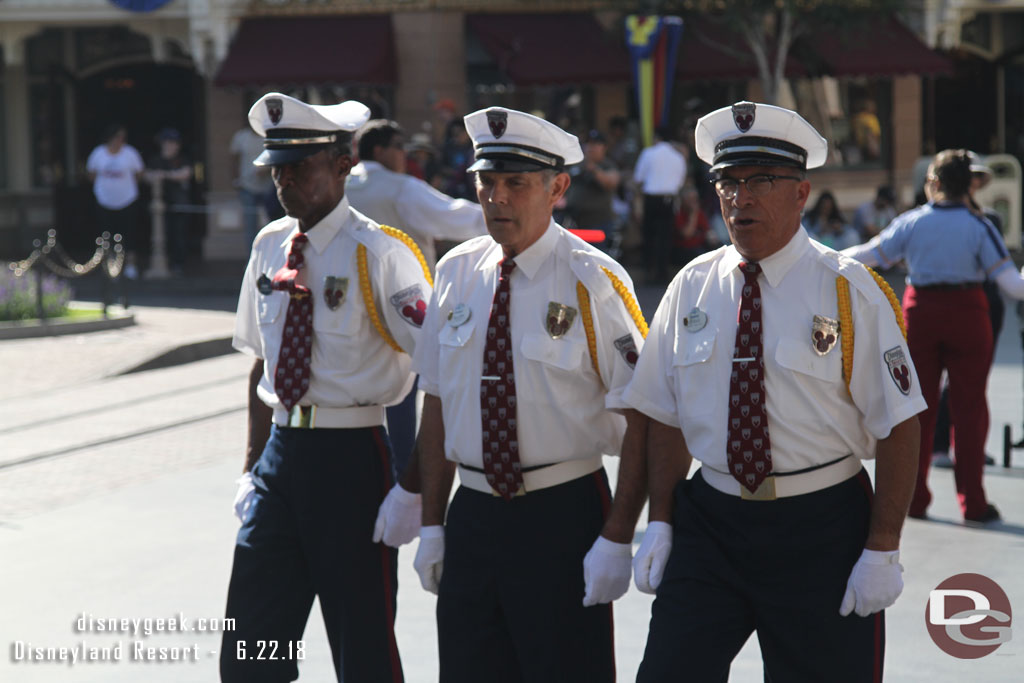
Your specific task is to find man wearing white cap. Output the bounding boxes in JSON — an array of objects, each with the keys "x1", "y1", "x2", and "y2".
[
  {"x1": 223, "y1": 92, "x2": 432, "y2": 682},
  {"x1": 411, "y1": 106, "x2": 649, "y2": 682},
  {"x1": 622, "y1": 102, "x2": 925, "y2": 681}
]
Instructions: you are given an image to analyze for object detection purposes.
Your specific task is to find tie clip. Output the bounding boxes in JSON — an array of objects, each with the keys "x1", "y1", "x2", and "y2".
[
  {"x1": 481, "y1": 375, "x2": 501, "y2": 381},
  {"x1": 732, "y1": 357, "x2": 756, "y2": 362}
]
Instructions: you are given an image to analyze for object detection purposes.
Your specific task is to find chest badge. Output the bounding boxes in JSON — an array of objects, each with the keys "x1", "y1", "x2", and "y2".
[
  {"x1": 811, "y1": 314, "x2": 840, "y2": 355},
  {"x1": 683, "y1": 307, "x2": 708, "y2": 332},
  {"x1": 447, "y1": 303, "x2": 472, "y2": 327},
  {"x1": 257, "y1": 273, "x2": 274, "y2": 296},
  {"x1": 323, "y1": 276, "x2": 349, "y2": 311},
  {"x1": 546, "y1": 302, "x2": 577, "y2": 339}
]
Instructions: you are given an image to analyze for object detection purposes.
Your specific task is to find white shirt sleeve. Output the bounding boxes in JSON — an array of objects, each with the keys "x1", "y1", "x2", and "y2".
[
  {"x1": 373, "y1": 242, "x2": 433, "y2": 358},
  {"x1": 412, "y1": 283, "x2": 443, "y2": 396},
  {"x1": 590, "y1": 271, "x2": 645, "y2": 412},
  {"x1": 622, "y1": 285, "x2": 681, "y2": 427},
  {"x1": 633, "y1": 148, "x2": 650, "y2": 186},
  {"x1": 395, "y1": 176, "x2": 488, "y2": 243},
  {"x1": 232, "y1": 249, "x2": 264, "y2": 358}
]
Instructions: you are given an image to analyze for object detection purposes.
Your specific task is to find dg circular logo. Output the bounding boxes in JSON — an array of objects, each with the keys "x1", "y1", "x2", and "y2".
[{"x1": 926, "y1": 573, "x2": 1012, "y2": 658}]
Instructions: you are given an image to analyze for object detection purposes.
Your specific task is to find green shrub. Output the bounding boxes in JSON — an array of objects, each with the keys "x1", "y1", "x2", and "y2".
[{"x1": 0, "y1": 267, "x2": 73, "y2": 321}]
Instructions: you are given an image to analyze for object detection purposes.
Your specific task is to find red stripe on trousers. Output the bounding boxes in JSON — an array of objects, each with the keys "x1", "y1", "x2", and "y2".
[
  {"x1": 591, "y1": 469, "x2": 616, "y2": 682},
  {"x1": 372, "y1": 427, "x2": 403, "y2": 683}
]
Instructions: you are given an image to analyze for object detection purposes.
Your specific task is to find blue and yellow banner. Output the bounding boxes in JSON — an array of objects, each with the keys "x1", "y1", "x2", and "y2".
[{"x1": 625, "y1": 15, "x2": 684, "y2": 148}]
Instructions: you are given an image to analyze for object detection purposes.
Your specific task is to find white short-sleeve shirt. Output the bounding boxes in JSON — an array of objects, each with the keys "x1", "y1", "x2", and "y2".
[
  {"x1": 413, "y1": 221, "x2": 644, "y2": 469},
  {"x1": 624, "y1": 227, "x2": 926, "y2": 474},
  {"x1": 234, "y1": 197, "x2": 431, "y2": 411}
]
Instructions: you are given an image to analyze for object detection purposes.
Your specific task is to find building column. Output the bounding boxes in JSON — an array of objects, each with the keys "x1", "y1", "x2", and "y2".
[
  {"x1": 392, "y1": 12, "x2": 466, "y2": 140},
  {"x1": 891, "y1": 74, "x2": 922, "y2": 201}
]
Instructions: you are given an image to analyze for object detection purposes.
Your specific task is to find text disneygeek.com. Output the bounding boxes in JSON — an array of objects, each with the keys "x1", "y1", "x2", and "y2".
[{"x1": 9, "y1": 612, "x2": 236, "y2": 666}]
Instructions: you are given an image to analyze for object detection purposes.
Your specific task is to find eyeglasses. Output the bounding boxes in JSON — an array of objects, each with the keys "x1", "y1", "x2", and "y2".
[{"x1": 712, "y1": 173, "x2": 803, "y2": 199}]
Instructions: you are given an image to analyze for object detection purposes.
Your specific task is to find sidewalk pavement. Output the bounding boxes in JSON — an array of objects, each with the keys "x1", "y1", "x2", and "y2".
[{"x1": 1, "y1": 284, "x2": 1023, "y2": 681}]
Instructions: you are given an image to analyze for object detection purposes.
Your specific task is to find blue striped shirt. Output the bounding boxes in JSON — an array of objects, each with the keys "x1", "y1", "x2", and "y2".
[{"x1": 871, "y1": 201, "x2": 1011, "y2": 286}]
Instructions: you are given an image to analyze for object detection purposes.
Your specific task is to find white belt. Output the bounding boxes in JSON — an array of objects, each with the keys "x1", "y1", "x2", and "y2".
[
  {"x1": 272, "y1": 404, "x2": 384, "y2": 429},
  {"x1": 458, "y1": 456, "x2": 603, "y2": 496},
  {"x1": 700, "y1": 456, "x2": 863, "y2": 500}
]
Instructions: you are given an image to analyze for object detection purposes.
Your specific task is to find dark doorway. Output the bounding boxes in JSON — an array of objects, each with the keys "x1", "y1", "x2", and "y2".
[{"x1": 64, "y1": 62, "x2": 206, "y2": 262}]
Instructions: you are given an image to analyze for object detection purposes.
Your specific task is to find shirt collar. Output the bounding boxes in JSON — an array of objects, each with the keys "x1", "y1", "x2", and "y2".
[
  {"x1": 718, "y1": 225, "x2": 810, "y2": 288},
  {"x1": 357, "y1": 160, "x2": 383, "y2": 172},
  {"x1": 502, "y1": 219, "x2": 558, "y2": 280},
  {"x1": 283, "y1": 196, "x2": 350, "y2": 255}
]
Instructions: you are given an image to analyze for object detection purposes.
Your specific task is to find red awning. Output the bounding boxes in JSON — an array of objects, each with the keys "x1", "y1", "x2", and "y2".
[
  {"x1": 467, "y1": 13, "x2": 630, "y2": 85},
  {"x1": 676, "y1": 16, "x2": 806, "y2": 82},
  {"x1": 215, "y1": 16, "x2": 396, "y2": 87},
  {"x1": 804, "y1": 15, "x2": 952, "y2": 77}
]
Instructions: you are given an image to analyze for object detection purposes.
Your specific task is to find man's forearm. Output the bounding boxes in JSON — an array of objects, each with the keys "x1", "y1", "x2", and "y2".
[
  {"x1": 600, "y1": 409, "x2": 649, "y2": 543},
  {"x1": 419, "y1": 394, "x2": 454, "y2": 526},
  {"x1": 866, "y1": 417, "x2": 920, "y2": 551},
  {"x1": 245, "y1": 359, "x2": 273, "y2": 472},
  {"x1": 647, "y1": 419, "x2": 691, "y2": 523}
]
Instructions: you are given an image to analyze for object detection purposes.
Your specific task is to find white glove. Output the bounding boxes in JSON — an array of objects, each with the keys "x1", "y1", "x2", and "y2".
[
  {"x1": 839, "y1": 548, "x2": 904, "y2": 617},
  {"x1": 232, "y1": 472, "x2": 256, "y2": 522},
  {"x1": 582, "y1": 536, "x2": 633, "y2": 606},
  {"x1": 413, "y1": 525, "x2": 445, "y2": 594},
  {"x1": 372, "y1": 484, "x2": 422, "y2": 548},
  {"x1": 632, "y1": 521, "x2": 673, "y2": 594}
]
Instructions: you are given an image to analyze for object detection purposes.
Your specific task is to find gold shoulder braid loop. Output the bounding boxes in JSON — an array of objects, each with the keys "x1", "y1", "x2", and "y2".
[
  {"x1": 600, "y1": 266, "x2": 649, "y2": 338},
  {"x1": 576, "y1": 281, "x2": 601, "y2": 378},
  {"x1": 865, "y1": 266, "x2": 907, "y2": 340},
  {"x1": 357, "y1": 243, "x2": 404, "y2": 353},
  {"x1": 836, "y1": 276, "x2": 854, "y2": 397},
  {"x1": 379, "y1": 224, "x2": 434, "y2": 286}
]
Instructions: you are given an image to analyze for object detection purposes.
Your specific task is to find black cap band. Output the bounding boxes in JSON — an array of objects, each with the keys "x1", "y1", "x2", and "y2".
[{"x1": 712, "y1": 136, "x2": 808, "y2": 171}]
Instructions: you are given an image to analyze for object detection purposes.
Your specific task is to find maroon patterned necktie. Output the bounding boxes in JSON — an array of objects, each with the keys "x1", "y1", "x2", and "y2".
[
  {"x1": 727, "y1": 261, "x2": 773, "y2": 493},
  {"x1": 480, "y1": 258, "x2": 523, "y2": 500},
  {"x1": 271, "y1": 232, "x2": 312, "y2": 411}
]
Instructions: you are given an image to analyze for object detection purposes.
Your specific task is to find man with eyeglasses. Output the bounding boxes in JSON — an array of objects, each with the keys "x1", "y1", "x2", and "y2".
[{"x1": 619, "y1": 102, "x2": 925, "y2": 681}]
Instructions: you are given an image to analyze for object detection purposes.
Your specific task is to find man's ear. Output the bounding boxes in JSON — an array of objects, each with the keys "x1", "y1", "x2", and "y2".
[
  {"x1": 336, "y1": 153, "x2": 353, "y2": 178},
  {"x1": 550, "y1": 172, "x2": 571, "y2": 203}
]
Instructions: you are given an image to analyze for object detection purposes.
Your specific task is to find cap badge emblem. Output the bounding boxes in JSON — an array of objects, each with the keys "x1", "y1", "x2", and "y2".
[
  {"x1": 487, "y1": 110, "x2": 508, "y2": 139},
  {"x1": 266, "y1": 98, "x2": 283, "y2": 126},
  {"x1": 811, "y1": 314, "x2": 839, "y2": 356},
  {"x1": 732, "y1": 102, "x2": 755, "y2": 133}
]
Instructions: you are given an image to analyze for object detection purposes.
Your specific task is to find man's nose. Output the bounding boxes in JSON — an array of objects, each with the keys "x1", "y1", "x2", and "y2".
[{"x1": 731, "y1": 183, "x2": 756, "y2": 207}]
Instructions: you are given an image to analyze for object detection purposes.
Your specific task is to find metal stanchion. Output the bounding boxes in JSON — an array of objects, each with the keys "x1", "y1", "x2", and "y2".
[{"x1": 145, "y1": 173, "x2": 170, "y2": 280}]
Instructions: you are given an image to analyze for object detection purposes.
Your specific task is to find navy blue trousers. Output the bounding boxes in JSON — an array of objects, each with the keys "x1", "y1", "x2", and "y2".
[
  {"x1": 220, "y1": 425, "x2": 403, "y2": 683},
  {"x1": 437, "y1": 470, "x2": 616, "y2": 683},
  {"x1": 385, "y1": 377, "x2": 418, "y2": 479},
  {"x1": 638, "y1": 468, "x2": 883, "y2": 683}
]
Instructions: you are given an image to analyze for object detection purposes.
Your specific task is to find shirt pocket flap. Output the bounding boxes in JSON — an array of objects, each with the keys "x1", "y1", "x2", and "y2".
[
  {"x1": 774, "y1": 339, "x2": 835, "y2": 382},
  {"x1": 521, "y1": 332, "x2": 586, "y2": 371},
  {"x1": 258, "y1": 295, "x2": 285, "y2": 324},
  {"x1": 439, "y1": 321, "x2": 476, "y2": 348},
  {"x1": 672, "y1": 329, "x2": 718, "y2": 367}
]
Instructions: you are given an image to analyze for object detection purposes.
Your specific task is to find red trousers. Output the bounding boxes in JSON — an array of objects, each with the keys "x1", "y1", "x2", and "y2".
[{"x1": 904, "y1": 285, "x2": 992, "y2": 519}]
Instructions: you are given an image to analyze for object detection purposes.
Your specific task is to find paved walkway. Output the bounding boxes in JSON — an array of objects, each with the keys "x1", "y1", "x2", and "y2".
[{"x1": 1, "y1": 287, "x2": 1022, "y2": 681}]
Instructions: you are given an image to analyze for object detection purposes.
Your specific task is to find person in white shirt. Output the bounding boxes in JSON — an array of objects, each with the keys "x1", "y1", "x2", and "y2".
[
  {"x1": 633, "y1": 125, "x2": 687, "y2": 283},
  {"x1": 347, "y1": 120, "x2": 489, "y2": 477},
  {"x1": 412, "y1": 107, "x2": 648, "y2": 682},
  {"x1": 623, "y1": 102, "x2": 925, "y2": 682},
  {"x1": 224, "y1": 92, "x2": 431, "y2": 683},
  {"x1": 86, "y1": 124, "x2": 145, "y2": 279},
  {"x1": 229, "y1": 121, "x2": 272, "y2": 247}
]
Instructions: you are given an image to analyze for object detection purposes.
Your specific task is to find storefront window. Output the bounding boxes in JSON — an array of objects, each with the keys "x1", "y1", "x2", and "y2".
[{"x1": 792, "y1": 76, "x2": 891, "y2": 168}]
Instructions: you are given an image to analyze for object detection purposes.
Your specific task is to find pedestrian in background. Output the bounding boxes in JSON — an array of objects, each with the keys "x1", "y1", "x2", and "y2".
[
  {"x1": 844, "y1": 148, "x2": 1024, "y2": 524},
  {"x1": 625, "y1": 101, "x2": 924, "y2": 682},
  {"x1": 146, "y1": 127, "x2": 192, "y2": 275},
  {"x1": 223, "y1": 92, "x2": 431, "y2": 683},
  {"x1": 229, "y1": 117, "x2": 271, "y2": 247},
  {"x1": 633, "y1": 125, "x2": 687, "y2": 283},
  {"x1": 346, "y1": 118, "x2": 487, "y2": 481},
  {"x1": 86, "y1": 124, "x2": 145, "y2": 279}
]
